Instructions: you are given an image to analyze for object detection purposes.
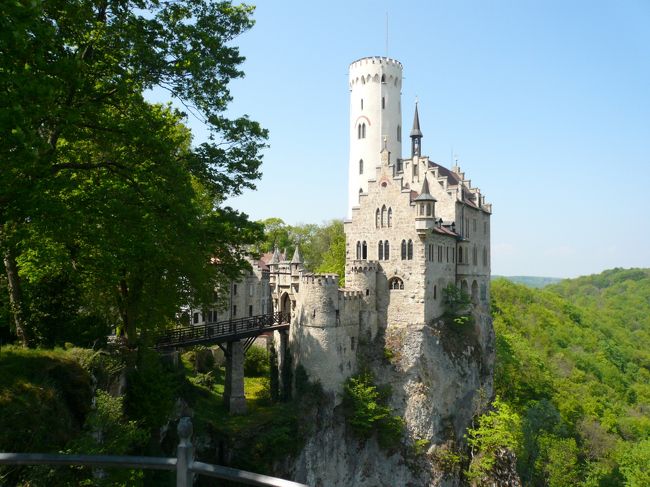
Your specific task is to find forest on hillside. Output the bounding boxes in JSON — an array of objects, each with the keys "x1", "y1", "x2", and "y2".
[{"x1": 487, "y1": 268, "x2": 650, "y2": 486}]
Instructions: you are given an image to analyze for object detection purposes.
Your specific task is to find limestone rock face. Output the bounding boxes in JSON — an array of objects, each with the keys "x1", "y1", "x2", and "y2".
[{"x1": 289, "y1": 310, "x2": 495, "y2": 486}]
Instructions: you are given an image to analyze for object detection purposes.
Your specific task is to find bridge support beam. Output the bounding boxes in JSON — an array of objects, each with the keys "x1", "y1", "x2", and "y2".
[{"x1": 224, "y1": 340, "x2": 247, "y2": 415}]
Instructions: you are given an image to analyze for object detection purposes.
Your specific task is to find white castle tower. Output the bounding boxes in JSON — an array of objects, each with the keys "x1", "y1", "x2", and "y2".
[{"x1": 347, "y1": 57, "x2": 403, "y2": 216}]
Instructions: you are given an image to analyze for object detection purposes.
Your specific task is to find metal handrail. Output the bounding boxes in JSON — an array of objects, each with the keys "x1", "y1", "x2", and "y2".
[
  {"x1": 155, "y1": 311, "x2": 290, "y2": 350},
  {"x1": 0, "y1": 418, "x2": 307, "y2": 487}
]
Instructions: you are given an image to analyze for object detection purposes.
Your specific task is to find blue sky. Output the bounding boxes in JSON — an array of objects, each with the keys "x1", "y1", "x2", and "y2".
[{"x1": 161, "y1": 1, "x2": 650, "y2": 278}]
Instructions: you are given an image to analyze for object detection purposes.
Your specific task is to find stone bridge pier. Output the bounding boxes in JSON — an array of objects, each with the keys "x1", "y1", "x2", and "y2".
[{"x1": 222, "y1": 329, "x2": 290, "y2": 415}]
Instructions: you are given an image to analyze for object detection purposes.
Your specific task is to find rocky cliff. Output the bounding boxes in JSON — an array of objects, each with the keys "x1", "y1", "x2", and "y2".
[{"x1": 288, "y1": 310, "x2": 495, "y2": 486}]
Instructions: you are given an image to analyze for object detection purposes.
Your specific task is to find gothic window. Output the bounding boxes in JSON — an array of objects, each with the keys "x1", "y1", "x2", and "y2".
[
  {"x1": 356, "y1": 241, "x2": 361, "y2": 259},
  {"x1": 387, "y1": 208, "x2": 392, "y2": 227},
  {"x1": 358, "y1": 123, "x2": 361, "y2": 139},
  {"x1": 473, "y1": 246, "x2": 478, "y2": 265},
  {"x1": 407, "y1": 240, "x2": 413, "y2": 260},
  {"x1": 384, "y1": 240, "x2": 390, "y2": 260},
  {"x1": 483, "y1": 246, "x2": 488, "y2": 266},
  {"x1": 397, "y1": 125, "x2": 401, "y2": 142},
  {"x1": 389, "y1": 277, "x2": 404, "y2": 290},
  {"x1": 381, "y1": 205, "x2": 386, "y2": 227},
  {"x1": 378, "y1": 241, "x2": 384, "y2": 260},
  {"x1": 375, "y1": 208, "x2": 380, "y2": 228},
  {"x1": 452, "y1": 247, "x2": 456, "y2": 263},
  {"x1": 401, "y1": 240, "x2": 407, "y2": 260},
  {"x1": 459, "y1": 247, "x2": 463, "y2": 264},
  {"x1": 362, "y1": 123, "x2": 366, "y2": 138},
  {"x1": 434, "y1": 285, "x2": 437, "y2": 300},
  {"x1": 359, "y1": 159, "x2": 363, "y2": 174},
  {"x1": 362, "y1": 241, "x2": 368, "y2": 259}
]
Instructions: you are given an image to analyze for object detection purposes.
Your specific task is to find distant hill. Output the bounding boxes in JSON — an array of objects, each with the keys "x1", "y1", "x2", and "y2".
[
  {"x1": 491, "y1": 275, "x2": 563, "y2": 288},
  {"x1": 491, "y1": 267, "x2": 650, "y2": 486}
]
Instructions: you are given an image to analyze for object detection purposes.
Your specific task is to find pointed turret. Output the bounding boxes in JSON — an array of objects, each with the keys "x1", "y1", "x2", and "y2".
[
  {"x1": 269, "y1": 247, "x2": 280, "y2": 265},
  {"x1": 291, "y1": 245, "x2": 303, "y2": 265},
  {"x1": 410, "y1": 102, "x2": 423, "y2": 157},
  {"x1": 414, "y1": 177, "x2": 437, "y2": 235}
]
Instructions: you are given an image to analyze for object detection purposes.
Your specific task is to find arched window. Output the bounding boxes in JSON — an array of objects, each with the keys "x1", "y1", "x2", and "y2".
[
  {"x1": 458, "y1": 247, "x2": 463, "y2": 264},
  {"x1": 384, "y1": 240, "x2": 390, "y2": 260},
  {"x1": 375, "y1": 208, "x2": 380, "y2": 228},
  {"x1": 381, "y1": 74, "x2": 386, "y2": 83},
  {"x1": 381, "y1": 205, "x2": 386, "y2": 227},
  {"x1": 407, "y1": 239, "x2": 413, "y2": 260},
  {"x1": 361, "y1": 123, "x2": 366, "y2": 138},
  {"x1": 401, "y1": 240, "x2": 407, "y2": 260},
  {"x1": 378, "y1": 241, "x2": 384, "y2": 260},
  {"x1": 359, "y1": 159, "x2": 363, "y2": 175},
  {"x1": 359, "y1": 188, "x2": 363, "y2": 194},
  {"x1": 356, "y1": 241, "x2": 361, "y2": 260},
  {"x1": 357, "y1": 124, "x2": 361, "y2": 139},
  {"x1": 362, "y1": 241, "x2": 367, "y2": 259},
  {"x1": 397, "y1": 125, "x2": 401, "y2": 142},
  {"x1": 387, "y1": 208, "x2": 392, "y2": 227},
  {"x1": 389, "y1": 277, "x2": 404, "y2": 290}
]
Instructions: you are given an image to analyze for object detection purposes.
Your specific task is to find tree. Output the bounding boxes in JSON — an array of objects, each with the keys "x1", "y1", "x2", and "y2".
[{"x1": 1, "y1": 0, "x2": 267, "y2": 345}]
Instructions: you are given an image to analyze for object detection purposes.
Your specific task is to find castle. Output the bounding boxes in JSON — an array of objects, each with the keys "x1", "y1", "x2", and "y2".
[{"x1": 267, "y1": 56, "x2": 492, "y2": 395}]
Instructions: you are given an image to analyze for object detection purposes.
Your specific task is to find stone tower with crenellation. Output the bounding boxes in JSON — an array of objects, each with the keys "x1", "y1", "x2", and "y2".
[{"x1": 270, "y1": 56, "x2": 492, "y2": 401}]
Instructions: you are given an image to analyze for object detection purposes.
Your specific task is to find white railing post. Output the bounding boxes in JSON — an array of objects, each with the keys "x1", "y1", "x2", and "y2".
[{"x1": 176, "y1": 417, "x2": 194, "y2": 487}]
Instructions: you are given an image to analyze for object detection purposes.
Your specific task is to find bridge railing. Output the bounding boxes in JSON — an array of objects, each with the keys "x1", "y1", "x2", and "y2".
[
  {"x1": 0, "y1": 417, "x2": 307, "y2": 487},
  {"x1": 155, "y1": 311, "x2": 290, "y2": 349}
]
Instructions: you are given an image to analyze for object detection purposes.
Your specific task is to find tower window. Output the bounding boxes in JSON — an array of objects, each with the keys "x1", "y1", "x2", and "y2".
[
  {"x1": 382, "y1": 97, "x2": 385, "y2": 109},
  {"x1": 384, "y1": 240, "x2": 390, "y2": 260},
  {"x1": 401, "y1": 240, "x2": 407, "y2": 260},
  {"x1": 356, "y1": 241, "x2": 362, "y2": 259},
  {"x1": 381, "y1": 74, "x2": 386, "y2": 83},
  {"x1": 381, "y1": 205, "x2": 386, "y2": 227},
  {"x1": 387, "y1": 208, "x2": 392, "y2": 227},
  {"x1": 359, "y1": 159, "x2": 363, "y2": 175},
  {"x1": 407, "y1": 240, "x2": 413, "y2": 260},
  {"x1": 375, "y1": 208, "x2": 380, "y2": 228},
  {"x1": 397, "y1": 125, "x2": 401, "y2": 142},
  {"x1": 434, "y1": 285, "x2": 437, "y2": 299},
  {"x1": 361, "y1": 98, "x2": 364, "y2": 110},
  {"x1": 362, "y1": 241, "x2": 367, "y2": 259},
  {"x1": 362, "y1": 123, "x2": 366, "y2": 138},
  {"x1": 358, "y1": 124, "x2": 361, "y2": 139},
  {"x1": 378, "y1": 241, "x2": 384, "y2": 260},
  {"x1": 389, "y1": 277, "x2": 404, "y2": 290}
]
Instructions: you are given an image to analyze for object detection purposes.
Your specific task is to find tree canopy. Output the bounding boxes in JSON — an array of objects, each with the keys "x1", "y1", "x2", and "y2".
[
  {"x1": 488, "y1": 268, "x2": 650, "y2": 485},
  {"x1": 1, "y1": 0, "x2": 267, "y2": 346}
]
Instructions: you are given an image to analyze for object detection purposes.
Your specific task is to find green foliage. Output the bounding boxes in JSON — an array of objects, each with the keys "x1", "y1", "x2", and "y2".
[
  {"x1": 244, "y1": 344, "x2": 269, "y2": 377},
  {"x1": 269, "y1": 344, "x2": 279, "y2": 402},
  {"x1": 256, "y1": 218, "x2": 346, "y2": 282},
  {"x1": 617, "y1": 438, "x2": 650, "y2": 487},
  {"x1": 441, "y1": 283, "x2": 472, "y2": 326},
  {"x1": 491, "y1": 269, "x2": 650, "y2": 485},
  {"x1": 466, "y1": 397, "x2": 522, "y2": 481},
  {"x1": 431, "y1": 445, "x2": 463, "y2": 473},
  {"x1": 343, "y1": 372, "x2": 404, "y2": 450},
  {"x1": 1, "y1": 0, "x2": 267, "y2": 346},
  {"x1": 125, "y1": 348, "x2": 178, "y2": 430}
]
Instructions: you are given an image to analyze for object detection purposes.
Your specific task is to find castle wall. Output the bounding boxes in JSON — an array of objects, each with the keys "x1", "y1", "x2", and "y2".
[{"x1": 288, "y1": 275, "x2": 362, "y2": 396}]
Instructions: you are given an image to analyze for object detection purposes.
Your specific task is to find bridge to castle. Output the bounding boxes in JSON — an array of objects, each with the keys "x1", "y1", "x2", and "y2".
[{"x1": 155, "y1": 312, "x2": 290, "y2": 415}]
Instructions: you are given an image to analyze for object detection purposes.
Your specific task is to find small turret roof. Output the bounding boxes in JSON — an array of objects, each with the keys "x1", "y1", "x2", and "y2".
[
  {"x1": 291, "y1": 245, "x2": 303, "y2": 264},
  {"x1": 410, "y1": 102, "x2": 423, "y2": 138},
  {"x1": 414, "y1": 177, "x2": 437, "y2": 202},
  {"x1": 269, "y1": 247, "x2": 280, "y2": 265}
]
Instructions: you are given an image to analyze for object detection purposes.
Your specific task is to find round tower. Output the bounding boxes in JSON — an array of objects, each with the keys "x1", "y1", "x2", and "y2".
[{"x1": 348, "y1": 56, "x2": 403, "y2": 216}]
